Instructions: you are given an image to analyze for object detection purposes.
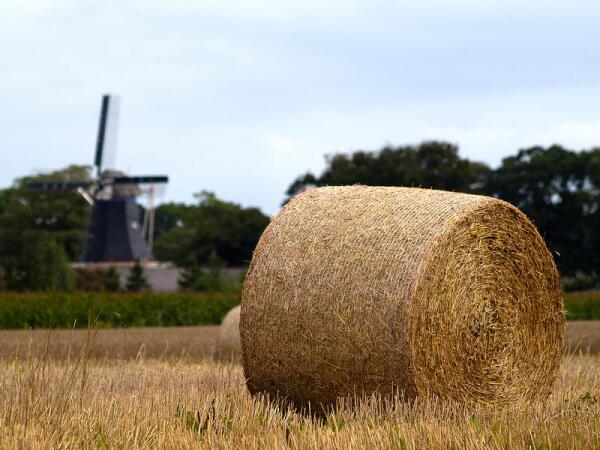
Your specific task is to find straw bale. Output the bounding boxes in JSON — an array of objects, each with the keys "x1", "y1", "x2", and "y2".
[
  {"x1": 214, "y1": 306, "x2": 241, "y2": 362},
  {"x1": 240, "y1": 186, "x2": 565, "y2": 410}
]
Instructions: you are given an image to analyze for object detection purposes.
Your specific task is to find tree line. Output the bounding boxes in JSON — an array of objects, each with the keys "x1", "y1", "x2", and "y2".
[
  {"x1": 286, "y1": 142, "x2": 600, "y2": 283},
  {"x1": 0, "y1": 167, "x2": 269, "y2": 291},
  {"x1": 0, "y1": 141, "x2": 597, "y2": 291}
]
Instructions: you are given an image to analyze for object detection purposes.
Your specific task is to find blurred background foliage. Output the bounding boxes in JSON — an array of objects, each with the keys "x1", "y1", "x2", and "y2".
[
  {"x1": 287, "y1": 142, "x2": 600, "y2": 283},
  {"x1": 0, "y1": 290, "x2": 595, "y2": 329},
  {"x1": 0, "y1": 142, "x2": 598, "y2": 291},
  {"x1": 153, "y1": 191, "x2": 269, "y2": 267},
  {"x1": 0, "y1": 291, "x2": 241, "y2": 329}
]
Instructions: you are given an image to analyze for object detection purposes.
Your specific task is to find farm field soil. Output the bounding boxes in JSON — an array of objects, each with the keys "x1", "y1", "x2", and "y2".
[
  {"x1": 0, "y1": 326, "x2": 218, "y2": 359},
  {"x1": 0, "y1": 321, "x2": 598, "y2": 359},
  {"x1": 0, "y1": 353, "x2": 598, "y2": 449},
  {"x1": 566, "y1": 320, "x2": 600, "y2": 354}
]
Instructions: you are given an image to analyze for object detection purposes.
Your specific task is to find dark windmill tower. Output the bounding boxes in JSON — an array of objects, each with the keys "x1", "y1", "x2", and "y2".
[{"x1": 29, "y1": 94, "x2": 169, "y2": 262}]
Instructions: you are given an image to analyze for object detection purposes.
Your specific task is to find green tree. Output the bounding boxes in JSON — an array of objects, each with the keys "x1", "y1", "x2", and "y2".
[
  {"x1": 0, "y1": 165, "x2": 91, "y2": 291},
  {"x1": 203, "y1": 250, "x2": 225, "y2": 291},
  {"x1": 103, "y1": 266, "x2": 122, "y2": 292},
  {"x1": 1, "y1": 165, "x2": 92, "y2": 259},
  {"x1": 126, "y1": 260, "x2": 150, "y2": 292},
  {"x1": 284, "y1": 142, "x2": 600, "y2": 278},
  {"x1": 484, "y1": 145, "x2": 600, "y2": 276},
  {"x1": 284, "y1": 141, "x2": 491, "y2": 203},
  {"x1": 178, "y1": 251, "x2": 226, "y2": 292},
  {"x1": 1, "y1": 230, "x2": 74, "y2": 291},
  {"x1": 154, "y1": 192, "x2": 270, "y2": 267},
  {"x1": 178, "y1": 257, "x2": 204, "y2": 291}
]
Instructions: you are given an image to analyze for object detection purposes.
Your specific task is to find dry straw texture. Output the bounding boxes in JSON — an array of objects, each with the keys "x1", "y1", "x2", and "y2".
[
  {"x1": 2, "y1": 354, "x2": 598, "y2": 448},
  {"x1": 240, "y1": 186, "x2": 565, "y2": 411},
  {"x1": 214, "y1": 306, "x2": 242, "y2": 362}
]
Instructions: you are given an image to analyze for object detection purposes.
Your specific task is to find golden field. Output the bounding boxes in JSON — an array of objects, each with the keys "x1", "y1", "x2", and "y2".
[
  {"x1": 1, "y1": 321, "x2": 598, "y2": 360},
  {"x1": 0, "y1": 325, "x2": 598, "y2": 449}
]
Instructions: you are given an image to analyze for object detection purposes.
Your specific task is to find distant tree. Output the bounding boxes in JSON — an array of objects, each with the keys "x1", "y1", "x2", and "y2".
[
  {"x1": 154, "y1": 191, "x2": 270, "y2": 267},
  {"x1": 126, "y1": 260, "x2": 150, "y2": 292},
  {"x1": 1, "y1": 165, "x2": 92, "y2": 259},
  {"x1": 203, "y1": 250, "x2": 225, "y2": 291},
  {"x1": 483, "y1": 145, "x2": 600, "y2": 276},
  {"x1": 178, "y1": 257, "x2": 204, "y2": 291},
  {"x1": 103, "y1": 266, "x2": 122, "y2": 292},
  {"x1": 0, "y1": 165, "x2": 92, "y2": 291},
  {"x1": 178, "y1": 251, "x2": 226, "y2": 291},
  {"x1": 284, "y1": 142, "x2": 600, "y2": 278},
  {"x1": 284, "y1": 141, "x2": 491, "y2": 203},
  {"x1": 153, "y1": 202, "x2": 193, "y2": 241},
  {"x1": 1, "y1": 230, "x2": 74, "y2": 291}
]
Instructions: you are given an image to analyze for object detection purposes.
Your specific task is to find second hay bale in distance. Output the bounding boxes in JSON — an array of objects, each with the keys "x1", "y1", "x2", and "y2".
[{"x1": 214, "y1": 305, "x2": 241, "y2": 362}]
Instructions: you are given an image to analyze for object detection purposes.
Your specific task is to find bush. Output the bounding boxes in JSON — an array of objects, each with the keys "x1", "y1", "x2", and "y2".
[
  {"x1": 179, "y1": 251, "x2": 227, "y2": 292},
  {"x1": 74, "y1": 267, "x2": 107, "y2": 291},
  {"x1": 0, "y1": 291, "x2": 240, "y2": 329},
  {"x1": 126, "y1": 260, "x2": 150, "y2": 292},
  {"x1": 73, "y1": 266, "x2": 123, "y2": 292},
  {"x1": 103, "y1": 266, "x2": 121, "y2": 292},
  {"x1": 563, "y1": 272, "x2": 598, "y2": 292},
  {"x1": 564, "y1": 291, "x2": 600, "y2": 320}
]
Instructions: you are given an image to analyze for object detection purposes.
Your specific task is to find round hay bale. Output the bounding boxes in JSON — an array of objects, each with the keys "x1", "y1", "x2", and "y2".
[
  {"x1": 240, "y1": 186, "x2": 565, "y2": 410},
  {"x1": 214, "y1": 306, "x2": 241, "y2": 362}
]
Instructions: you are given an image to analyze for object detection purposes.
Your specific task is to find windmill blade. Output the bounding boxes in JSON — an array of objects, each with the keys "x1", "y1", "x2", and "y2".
[
  {"x1": 94, "y1": 94, "x2": 120, "y2": 174},
  {"x1": 106, "y1": 175, "x2": 169, "y2": 199},
  {"x1": 111, "y1": 175, "x2": 169, "y2": 185},
  {"x1": 28, "y1": 181, "x2": 92, "y2": 190}
]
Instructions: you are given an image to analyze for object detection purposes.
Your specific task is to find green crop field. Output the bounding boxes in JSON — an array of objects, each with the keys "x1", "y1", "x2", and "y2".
[
  {"x1": 0, "y1": 290, "x2": 596, "y2": 330},
  {"x1": 0, "y1": 291, "x2": 241, "y2": 329}
]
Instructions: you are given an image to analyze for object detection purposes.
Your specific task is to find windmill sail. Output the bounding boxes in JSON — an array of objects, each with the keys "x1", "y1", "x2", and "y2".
[
  {"x1": 94, "y1": 94, "x2": 119, "y2": 174},
  {"x1": 111, "y1": 175, "x2": 169, "y2": 185},
  {"x1": 28, "y1": 181, "x2": 91, "y2": 190}
]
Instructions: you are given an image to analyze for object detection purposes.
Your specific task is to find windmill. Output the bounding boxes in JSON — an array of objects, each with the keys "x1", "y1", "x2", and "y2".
[{"x1": 28, "y1": 94, "x2": 169, "y2": 262}]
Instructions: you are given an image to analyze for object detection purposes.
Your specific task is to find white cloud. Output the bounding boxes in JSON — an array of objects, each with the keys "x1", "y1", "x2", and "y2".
[
  {"x1": 2, "y1": 0, "x2": 600, "y2": 214},
  {"x1": 266, "y1": 132, "x2": 321, "y2": 155},
  {"x1": 0, "y1": 0, "x2": 73, "y2": 13},
  {"x1": 536, "y1": 122, "x2": 600, "y2": 147}
]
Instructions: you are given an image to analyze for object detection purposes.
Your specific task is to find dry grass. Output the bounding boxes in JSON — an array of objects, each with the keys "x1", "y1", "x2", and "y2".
[
  {"x1": 0, "y1": 347, "x2": 598, "y2": 449},
  {"x1": 0, "y1": 322, "x2": 597, "y2": 361},
  {"x1": 0, "y1": 326, "x2": 217, "y2": 360},
  {"x1": 0, "y1": 325, "x2": 598, "y2": 448},
  {"x1": 0, "y1": 321, "x2": 597, "y2": 363},
  {"x1": 566, "y1": 321, "x2": 600, "y2": 354}
]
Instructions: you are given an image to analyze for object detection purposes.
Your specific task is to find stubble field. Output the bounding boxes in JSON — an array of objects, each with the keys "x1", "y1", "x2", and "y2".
[{"x1": 0, "y1": 324, "x2": 598, "y2": 449}]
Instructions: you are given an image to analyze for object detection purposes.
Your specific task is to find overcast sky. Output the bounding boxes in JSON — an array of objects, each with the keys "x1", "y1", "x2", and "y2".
[{"x1": 1, "y1": 0, "x2": 599, "y2": 214}]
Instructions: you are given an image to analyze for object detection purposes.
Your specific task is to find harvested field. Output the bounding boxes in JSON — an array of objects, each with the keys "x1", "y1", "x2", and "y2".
[
  {"x1": 0, "y1": 326, "x2": 217, "y2": 359},
  {"x1": 0, "y1": 321, "x2": 598, "y2": 360},
  {"x1": 0, "y1": 352, "x2": 598, "y2": 449},
  {"x1": 0, "y1": 325, "x2": 598, "y2": 448},
  {"x1": 565, "y1": 321, "x2": 600, "y2": 354}
]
